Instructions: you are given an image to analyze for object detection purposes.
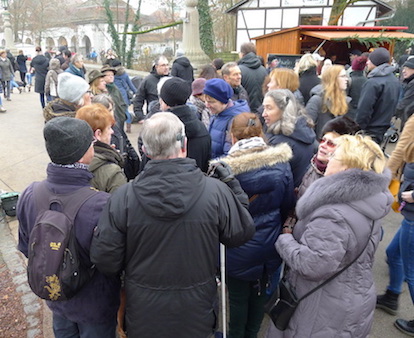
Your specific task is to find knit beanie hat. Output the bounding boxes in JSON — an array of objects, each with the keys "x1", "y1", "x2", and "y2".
[
  {"x1": 44, "y1": 116, "x2": 94, "y2": 164},
  {"x1": 403, "y1": 57, "x2": 414, "y2": 69},
  {"x1": 321, "y1": 115, "x2": 361, "y2": 137},
  {"x1": 369, "y1": 47, "x2": 390, "y2": 66},
  {"x1": 160, "y1": 77, "x2": 191, "y2": 107},
  {"x1": 57, "y1": 73, "x2": 90, "y2": 103},
  {"x1": 352, "y1": 56, "x2": 368, "y2": 71},
  {"x1": 191, "y1": 78, "x2": 206, "y2": 96},
  {"x1": 203, "y1": 78, "x2": 233, "y2": 103}
]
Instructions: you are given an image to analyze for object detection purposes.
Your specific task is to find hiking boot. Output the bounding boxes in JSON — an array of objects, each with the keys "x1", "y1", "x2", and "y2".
[
  {"x1": 395, "y1": 319, "x2": 414, "y2": 336},
  {"x1": 377, "y1": 289, "x2": 399, "y2": 315}
]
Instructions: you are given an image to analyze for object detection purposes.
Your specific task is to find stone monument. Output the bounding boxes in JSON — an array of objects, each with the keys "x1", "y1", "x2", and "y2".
[{"x1": 182, "y1": 0, "x2": 211, "y2": 74}]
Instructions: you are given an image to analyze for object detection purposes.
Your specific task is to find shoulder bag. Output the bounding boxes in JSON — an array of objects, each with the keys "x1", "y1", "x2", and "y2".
[{"x1": 265, "y1": 220, "x2": 375, "y2": 331}]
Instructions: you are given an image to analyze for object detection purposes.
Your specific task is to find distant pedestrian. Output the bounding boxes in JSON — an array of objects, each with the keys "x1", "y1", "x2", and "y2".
[
  {"x1": 0, "y1": 50, "x2": 14, "y2": 101},
  {"x1": 30, "y1": 46, "x2": 50, "y2": 108},
  {"x1": 295, "y1": 53, "x2": 321, "y2": 105},
  {"x1": 65, "y1": 53, "x2": 85, "y2": 78},
  {"x1": 16, "y1": 50, "x2": 28, "y2": 87},
  {"x1": 171, "y1": 49, "x2": 194, "y2": 83},
  {"x1": 45, "y1": 58, "x2": 63, "y2": 102}
]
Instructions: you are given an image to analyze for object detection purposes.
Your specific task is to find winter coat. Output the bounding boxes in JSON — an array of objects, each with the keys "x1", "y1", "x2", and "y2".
[
  {"x1": 65, "y1": 63, "x2": 85, "y2": 78},
  {"x1": 106, "y1": 83, "x2": 128, "y2": 128},
  {"x1": 0, "y1": 57, "x2": 14, "y2": 80},
  {"x1": 89, "y1": 141, "x2": 127, "y2": 194},
  {"x1": 171, "y1": 56, "x2": 194, "y2": 83},
  {"x1": 216, "y1": 143, "x2": 295, "y2": 281},
  {"x1": 169, "y1": 104, "x2": 211, "y2": 172},
  {"x1": 395, "y1": 73, "x2": 414, "y2": 126},
  {"x1": 132, "y1": 68, "x2": 166, "y2": 118},
  {"x1": 347, "y1": 70, "x2": 367, "y2": 120},
  {"x1": 90, "y1": 157, "x2": 255, "y2": 338},
  {"x1": 31, "y1": 54, "x2": 49, "y2": 93},
  {"x1": 400, "y1": 162, "x2": 414, "y2": 221},
  {"x1": 266, "y1": 116, "x2": 316, "y2": 187},
  {"x1": 268, "y1": 169, "x2": 393, "y2": 337},
  {"x1": 45, "y1": 59, "x2": 63, "y2": 97},
  {"x1": 298, "y1": 67, "x2": 320, "y2": 104},
  {"x1": 114, "y1": 67, "x2": 137, "y2": 106},
  {"x1": 209, "y1": 100, "x2": 250, "y2": 159},
  {"x1": 296, "y1": 155, "x2": 324, "y2": 199},
  {"x1": 356, "y1": 64, "x2": 401, "y2": 143},
  {"x1": 388, "y1": 114, "x2": 414, "y2": 179},
  {"x1": 16, "y1": 54, "x2": 28, "y2": 73},
  {"x1": 231, "y1": 85, "x2": 250, "y2": 103},
  {"x1": 17, "y1": 163, "x2": 120, "y2": 325},
  {"x1": 43, "y1": 98, "x2": 78, "y2": 121},
  {"x1": 306, "y1": 84, "x2": 351, "y2": 138},
  {"x1": 238, "y1": 52, "x2": 267, "y2": 112}
]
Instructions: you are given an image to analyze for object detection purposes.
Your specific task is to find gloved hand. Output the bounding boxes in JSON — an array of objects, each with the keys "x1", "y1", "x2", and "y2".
[
  {"x1": 208, "y1": 161, "x2": 249, "y2": 209},
  {"x1": 208, "y1": 161, "x2": 234, "y2": 183}
]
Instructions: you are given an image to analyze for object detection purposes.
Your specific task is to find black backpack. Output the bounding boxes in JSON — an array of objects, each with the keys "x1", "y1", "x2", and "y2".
[{"x1": 27, "y1": 182, "x2": 98, "y2": 301}]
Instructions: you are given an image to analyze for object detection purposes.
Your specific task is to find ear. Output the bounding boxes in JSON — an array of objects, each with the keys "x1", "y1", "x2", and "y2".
[
  {"x1": 142, "y1": 144, "x2": 151, "y2": 158},
  {"x1": 94, "y1": 129, "x2": 102, "y2": 142}
]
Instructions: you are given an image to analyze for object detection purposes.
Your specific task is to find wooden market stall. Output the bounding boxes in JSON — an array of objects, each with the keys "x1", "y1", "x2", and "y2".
[{"x1": 252, "y1": 25, "x2": 414, "y2": 65}]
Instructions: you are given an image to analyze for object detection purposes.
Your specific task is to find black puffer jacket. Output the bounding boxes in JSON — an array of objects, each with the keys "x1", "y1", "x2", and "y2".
[
  {"x1": 238, "y1": 52, "x2": 267, "y2": 113},
  {"x1": 356, "y1": 64, "x2": 401, "y2": 143},
  {"x1": 299, "y1": 66, "x2": 320, "y2": 105},
  {"x1": 90, "y1": 158, "x2": 255, "y2": 338},
  {"x1": 171, "y1": 56, "x2": 194, "y2": 83}
]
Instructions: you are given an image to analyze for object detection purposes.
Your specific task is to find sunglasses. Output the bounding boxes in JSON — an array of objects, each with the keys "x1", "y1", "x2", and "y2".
[{"x1": 319, "y1": 137, "x2": 336, "y2": 148}]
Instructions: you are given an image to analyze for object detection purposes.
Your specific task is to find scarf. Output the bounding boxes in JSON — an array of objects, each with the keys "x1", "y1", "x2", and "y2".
[
  {"x1": 313, "y1": 156, "x2": 327, "y2": 174},
  {"x1": 228, "y1": 137, "x2": 267, "y2": 154}
]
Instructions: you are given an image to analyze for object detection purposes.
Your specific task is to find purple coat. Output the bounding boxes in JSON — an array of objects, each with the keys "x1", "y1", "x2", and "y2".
[
  {"x1": 268, "y1": 169, "x2": 392, "y2": 337},
  {"x1": 17, "y1": 163, "x2": 120, "y2": 324}
]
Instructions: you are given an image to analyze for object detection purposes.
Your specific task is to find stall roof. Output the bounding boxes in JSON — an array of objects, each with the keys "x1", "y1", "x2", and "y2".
[{"x1": 252, "y1": 26, "x2": 414, "y2": 41}]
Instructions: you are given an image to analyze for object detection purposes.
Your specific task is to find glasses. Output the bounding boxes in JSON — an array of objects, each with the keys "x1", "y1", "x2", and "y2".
[{"x1": 319, "y1": 137, "x2": 336, "y2": 148}]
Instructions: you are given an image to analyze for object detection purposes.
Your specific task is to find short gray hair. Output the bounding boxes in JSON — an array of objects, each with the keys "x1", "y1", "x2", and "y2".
[
  {"x1": 92, "y1": 94, "x2": 114, "y2": 110},
  {"x1": 71, "y1": 53, "x2": 84, "y2": 64},
  {"x1": 141, "y1": 112, "x2": 185, "y2": 159},
  {"x1": 265, "y1": 89, "x2": 311, "y2": 136},
  {"x1": 221, "y1": 62, "x2": 238, "y2": 76}
]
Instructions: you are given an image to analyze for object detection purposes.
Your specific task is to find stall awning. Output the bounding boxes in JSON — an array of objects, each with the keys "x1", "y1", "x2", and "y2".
[{"x1": 301, "y1": 30, "x2": 414, "y2": 40}]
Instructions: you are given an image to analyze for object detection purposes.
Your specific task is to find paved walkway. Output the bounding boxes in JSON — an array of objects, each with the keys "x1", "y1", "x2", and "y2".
[{"x1": 0, "y1": 81, "x2": 412, "y2": 337}]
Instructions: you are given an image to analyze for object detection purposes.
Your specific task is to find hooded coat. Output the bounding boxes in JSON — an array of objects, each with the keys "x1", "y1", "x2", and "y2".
[
  {"x1": 89, "y1": 141, "x2": 127, "y2": 194},
  {"x1": 238, "y1": 52, "x2": 267, "y2": 112},
  {"x1": 266, "y1": 116, "x2": 316, "y2": 187},
  {"x1": 171, "y1": 56, "x2": 194, "y2": 83},
  {"x1": 114, "y1": 66, "x2": 137, "y2": 105},
  {"x1": 43, "y1": 98, "x2": 78, "y2": 121},
  {"x1": 268, "y1": 169, "x2": 393, "y2": 338},
  {"x1": 30, "y1": 54, "x2": 49, "y2": 93},
  {"x1": 45, "y1": 59, "x2": 63, "y2": 97},
  {"x1": 298, "y1": 66, "x2": 320, "y2": 104},
  {"x1": 356, "y1": 63, "x2": 401, "y2": 143},
  {"x1": 90, "y1": 158, "x2": 255, "y2": 338},
  {"x1": 215, "y1": 143, "x2": 295, "y2": 281}
]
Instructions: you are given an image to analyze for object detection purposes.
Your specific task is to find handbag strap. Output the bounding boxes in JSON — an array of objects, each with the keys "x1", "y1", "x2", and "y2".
[{"x1": 297, "y1": 220, "x2": 375, "y2": 302}]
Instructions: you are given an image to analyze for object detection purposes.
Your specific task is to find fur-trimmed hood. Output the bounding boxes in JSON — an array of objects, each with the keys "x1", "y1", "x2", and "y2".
[
  {"x1": 297, "y1": 168, "x2": 392, "y2": 220},
  {"x1": 212, "y1": 143, "x2": 292, "y2": 175}
]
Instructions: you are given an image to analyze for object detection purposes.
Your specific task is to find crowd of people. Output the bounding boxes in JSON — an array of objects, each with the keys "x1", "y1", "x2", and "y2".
[{"x1": 8, "y1": 41, "x2": 414, "y2": 337}]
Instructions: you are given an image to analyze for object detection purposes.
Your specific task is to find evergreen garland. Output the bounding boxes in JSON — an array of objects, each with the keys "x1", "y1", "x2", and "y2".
[{"x1": 198, "y1": 0, "x2": 214, "y2": 57}]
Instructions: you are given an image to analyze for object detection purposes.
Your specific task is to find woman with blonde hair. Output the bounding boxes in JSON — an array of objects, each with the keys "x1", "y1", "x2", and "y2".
[
  {"x1": 267, "y1": 68, "x2": 304, "y2": 105},
  {"x1": 306, "y1": 65, "x2": 350, "y2": 138},
  {"x1": 295, "y1": 53, "x2": 321, "y2": 104},
  {"x1": 268, "y1": 134, "x2": 392, "y2": 337},
  {"x1": 88, "y1": 70, "x2": 107, "y2": 95},
  {"x1": 76, "y1": 103, "x2": 127, "y2": 193},
  {"x1": 212, "y1": 112, "x2": 295, "y2": 338}
]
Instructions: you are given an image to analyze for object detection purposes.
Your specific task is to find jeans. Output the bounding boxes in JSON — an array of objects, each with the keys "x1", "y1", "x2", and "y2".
[
  {"x1": 52, "y1": 313, "x2": 117, "y2": 338},
  {"x1": 386, "y1": 218, "x2": 414, "y2": 302},
  {"x1": 227, "y1": 275, "x2": 268, "y2": 338},
  {"x1": 39, "y1": 93, "x2": 46, "y2": 108}
]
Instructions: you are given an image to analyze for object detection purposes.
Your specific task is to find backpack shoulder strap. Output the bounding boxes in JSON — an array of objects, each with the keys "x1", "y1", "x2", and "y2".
[{"x1": 33, "y1": 182, "x2": 99, "y2": 223}]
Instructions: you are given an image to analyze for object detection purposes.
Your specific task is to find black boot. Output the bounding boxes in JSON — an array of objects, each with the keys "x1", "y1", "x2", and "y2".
[
  {"x1": 376, "y1": 289, "x2": 399, "y2": 315},
  {"x1": 395, "y1": 319, "x2": 414, "y2": 336}
]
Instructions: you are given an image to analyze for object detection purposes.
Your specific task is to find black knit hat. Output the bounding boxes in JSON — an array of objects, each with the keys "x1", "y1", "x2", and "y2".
[
  {"x1": 160, "y1": 77, "x2": 191, "y2": 107},
  {"x1": 321, "y1": 116, "x2": 361, "y2": 137},
  {"x1": 369, "y1": 47, "x2": 390, "y2": 66},
  {"x1": 403, "y1": 58, "x2": 414, "y2": 69},
  {"x1": 44, "y1": 117, "x2": 94, "y2": 165}
]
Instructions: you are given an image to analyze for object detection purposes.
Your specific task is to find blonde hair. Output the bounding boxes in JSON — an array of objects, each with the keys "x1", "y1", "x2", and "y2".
[
  {"x1": 321, "y1": 65, "x2": 348, "y2": 117},
  {"x1": 335, "y1": 134, "x2": 385, "y2": 173},
  {"x1": 269, "y1": 68, "x2": 300, "y2": 92},
  {"x1": 295, "y1": 53, "x2": 318, "y2": 75}
]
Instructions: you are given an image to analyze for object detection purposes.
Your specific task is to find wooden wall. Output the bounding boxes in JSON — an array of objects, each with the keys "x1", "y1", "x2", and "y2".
[{"x1": 255, "y1": 30, "x2": 301, "y2": 61}]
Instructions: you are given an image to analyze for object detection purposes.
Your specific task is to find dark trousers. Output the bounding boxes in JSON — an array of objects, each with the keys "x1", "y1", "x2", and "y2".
[
  {"x1": 19, "y1": 71, "x2": 26, "y2": 85},
  {"x1": 52, "y1": 313, "x2": 117, "y2": 338},
  {"x1": 39, "y1": 93, "x2": 46, "y2": 109},
  {"x1": 227, "y1": 275, "x2": 268, "y2": 338},
  {"x1": 1, "y1": 80, "x2": 10, "y2": 99}
]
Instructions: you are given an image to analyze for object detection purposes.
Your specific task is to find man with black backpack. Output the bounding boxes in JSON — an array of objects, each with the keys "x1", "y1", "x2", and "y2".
[{"x1": 17, "y1": 116, "x2": 120, "y2": 338}]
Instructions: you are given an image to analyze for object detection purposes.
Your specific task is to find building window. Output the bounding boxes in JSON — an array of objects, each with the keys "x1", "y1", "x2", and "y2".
[{"x1": 300, "y1": 14, "x2": 322, "y2": 25}]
